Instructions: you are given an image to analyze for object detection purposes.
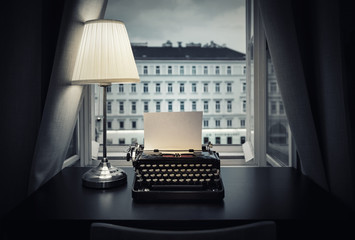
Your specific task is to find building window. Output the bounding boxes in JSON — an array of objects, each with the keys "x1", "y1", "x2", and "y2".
[
  {"x1": 215, "y1": 83, "x2": 220, "y2": 93},
  {"x1": 168, "y1": 66, "x2": 172, "y2": 75},
  {"x1": 192, "y1": 101, "x2": 196, "y2": 111},
  {"x1": 143, "y1": 83, "x2": 148, "y2": 93},
  {"x1": 119, "y1": 101, "x2": 124, "y2": 113},
  {"x1": 168, "y1": 83, "x2": 173, "y2": 93},
  {"x1": 227, "y1": 137, "x2": 232, "y2": 144},
  {"x1": 242, "y1": 81, "x2": 246, "y2": 93},
  {"x1": 227, "y1": 83, "x2": 232, "y2": 92},
  {"x1": 143, "y1": 66, "x2": 148, "y2": 75},
  {"x1": 203, "y1": 83, "x2": 208, "y2": 93},
  {"x1": 107, "y1": 101, "x2": 112, "y2": 114},
  {"x1": 227, "y1": 119, "x2": 232, "y2": 127},
  {"x1": 119, "y1": 138, "x2": 125, "y2": 145},
  {"x1": 215, "y1": 101, "x2": 220, "y2": 112},
  {"x1": 156, "y1": 66, "x2": 160, "y2": 75},
  {"x1": 215, "y1": 120, "x2": 220, "y2": 127},
  {"x1": 203, "y1": 101, "x2": 208, "y2": 113},
  {"x1": 240, "y1": 119, "x2": 245, "y2": 127},
  {"x1": 168, "y1": 101, "x2": 173, "y2": 112},
  {"x1": 203, "y1": 137, "x2": 209, "y2": 144},
  {"x1": 271, "y1": 82, "x2": 277, "y2": 93},
  {"x1": 156, "y1": 101, "x2": 161, "y2": 112},
  {"x1": 192, "y1": 66, "x2": 196, "y2": 75},
  {"x1": 119, "y1": 121, "x2": 124, "y2": 129},
  {"x1": 271, "y1": 101, "x2": 277, "y2": 114},
  {"x1": 107, "y1": 121, "x2": 112, "y2": 129},
  {"x1": 180, "y1": 83, "x2": 185, "y2": 93},
  {"x1": 180, "y1": 66, "x2": 184, "y2": 75},
  {"x1": 131, "y1": 84, "x2": 136, "y2": 93},
  {"x1": 119, "y1": 84, "x2": 124, "y2": 93},
  {"x1": 132, "y1": 121, "x2": 137, "y2": 129},
  {"x1": 144, "y1": 101, "x2": 149, "y2": 112},
  {"x1": 131, "y1": 138, "x2": 138, "y2": 144},
  {"x1": 242, "y1": 100, "x2": 246, "y2": 112},
  {"x1": 156, "y1": 83, "x2": 161, "y2": 93},
  {"x1": 215, "y1": 137, "x2": 221, "y2": 144},
  {"x1": 215, "y1": 66, "x2": 220, "y2": 75},
  {"x1": 192, "y1": 83, "x2": 197, "y2": 93},
  {"x1": 227, "y1": 100, "x2": 232, "y2": 112},
  {"x1": 227, "y1": 66, "x2": 231, "y2": 75},
  {"x1": 280, "y1": 101, "x2": 284, "y2": 114},
  {"x1": 107, "y1": 86, "x2": 111, "y2": 93},
  {"x1": 131, "y1": 101, "x2": 136, "y2": 113},
  {"x1": 203, "y1": 120, "x2": 209, "y2": 127},
  {"x1": 203, "y1": 66, "x2": 208, "y2": 75},
  {"x1": 243, "y1": 65, "x2": 246, "y2": 74},
  {"x1": 180, "y1": 101, "x2": 184, "y2": 112}
]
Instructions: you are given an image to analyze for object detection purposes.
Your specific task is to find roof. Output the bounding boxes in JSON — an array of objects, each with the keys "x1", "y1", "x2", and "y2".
[{"x1": 131, "y1": 45, "x2": 245, "y2": 61}]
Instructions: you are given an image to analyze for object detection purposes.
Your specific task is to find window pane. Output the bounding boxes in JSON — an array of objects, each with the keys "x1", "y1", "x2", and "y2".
[{"x1": 266, "y1": 47, "x2": 291, "y2": 166}]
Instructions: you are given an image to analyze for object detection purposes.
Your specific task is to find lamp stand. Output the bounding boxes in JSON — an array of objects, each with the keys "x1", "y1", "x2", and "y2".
[{"x1": 82, "y1": 84, "x2": 127, "y2": 189}]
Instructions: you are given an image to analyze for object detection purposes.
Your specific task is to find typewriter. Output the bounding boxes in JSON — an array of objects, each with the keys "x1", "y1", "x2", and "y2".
[{"x1": 128, "y1": 143, "x2": 224, "y2": 201}]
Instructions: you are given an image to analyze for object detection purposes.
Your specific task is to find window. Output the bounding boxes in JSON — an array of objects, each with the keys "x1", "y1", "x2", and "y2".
[
  {"x1": 131, "y1": 84, "x2": 136, "y2": 93},
  {"x1": 156, "y1": 66, "x2": 160, "y2": 75},
  {"x1": 156, "y1": 83, "x2": 161, "y2": 93},
  {"x1": 192, "y1": 66, "x2": 196, "y2": 75},
  {"x1": 132, "y1": 121, "x2": 137, "y2": 129},
  {"x1": 270, "y1": 101, "x2": 277, "y2": 114},
  {"x1": 215, "y1": 101, "x2": 220, "y2": 112},
  {"x1": 215, "y1": 137, "x2": 221, "y2": 144},
  {"x1": 227, "y1": 137, "x2": 232, "y2": 144},
  {"x1": 180, "y1": 83, "x2": 185, "y2": 93},
  {"x1": 131, "y1": 102, "x2": 136, "y2": 114},
  {"x1": 215, "y1": 66, "x2": 220, "y2": 75},
  {"x1": 279, "y1": 101, "x2": 284, "y2": 114},
  {"x1": 203, "y1": 137, "x2": 209, "y2": 144},
  {"x1": 143, "y1": 66, "x2": 148, "y2": 75},
  {"x1": 242, "y1": 81, "x2": 246, "y2": 93},
  {"x1": 240, "y1": 119, "x2": 245, "y2": 127},
  {"x1": 180, "y1": 66, "x2": 184, "y2": 75},
  {"x1": 227, "y1": 83, "x2": 232, "y2": 92},
  {"x1": 119, "y1": 84, "x2": 124, "y2": 93},
  {"x1": 242, "y1": 100, "x2": 246, "y2": 112},
  {"x1": 215, "y1": 120, "x2": 220, "y2": 127},
  {"x1": 215, "y1": 83, "x2": 220, "y2": 93},
  {"x1": 119, "y1": 101, "x2": 124, "y2": 113},
  {"x1": 192, "y1": 101, "x2": 197, "y2": 111},
  {"x1": 143, "y1": 83, "x2": 149, "y2": 93},
  {"x1": 204, "y1": 66, "x2": 208, "y2": 75},
  {"x1": 119, "y1": 121, "x2": 124, "y2": 129},
  {"x1": 227, "y1": 100, "x2": 232, "y2": 112},
  {"x1": 203, "y1": 101, "x2": 208, "y2": 113},
  {"x1": 203, "y1": 120, "x2": 209, "y2": 127},
  {"x1": 227, "y1": 119, "x2": 232, "y2": 127},
  {"x1": 107, "y1": 121, "x2": 112, "y2": 129},
  {"x1": 270, "y1": 82, "x2": 277, "y2": 93},
  {"x1": 144, "y1": 101, "x2": 149, "y2": 112},
  {"x1": 227, "y1": 66, "x2": 232, "y2": 75},
  {"x1": 180, "y1": 101, "x2": 184, "y2": 111},
  {"x1": 192, "y1": 83, "x2": 197, "y2": 93},
  {"x1": 168, "y1": 66, "x2": 172, "y2": 75},
  {"x1": 107, "y1": 101, "x2": 112, "y2": 114},
  {"x1": 168, "y1": 101, "x2": 173, "y2": 112},
  {"x1": 119, "y1": 138, "x2": 125, "y2": 144},
  {"x1": 156, "y1": 101, "x2": 161, "y2": 112},
  {"x1": 168, "y1": 83, "x2": 173, "y2": 93},
  {"x1": 203, "y1": 83, "x2": 208, "y2": 93},
  {"x1": 107, "y1": 86, "x2": 111, "y2": 93}
]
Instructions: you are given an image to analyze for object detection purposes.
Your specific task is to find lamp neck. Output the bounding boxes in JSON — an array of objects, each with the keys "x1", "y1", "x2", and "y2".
[{"x1": 102, "y1": 85, "x2": 108, "y2": 162}]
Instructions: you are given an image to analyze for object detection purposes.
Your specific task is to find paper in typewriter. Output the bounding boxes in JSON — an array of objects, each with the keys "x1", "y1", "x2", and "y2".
[{"x1": 144, "y1": 112, "x2": 202, "y2": 151}]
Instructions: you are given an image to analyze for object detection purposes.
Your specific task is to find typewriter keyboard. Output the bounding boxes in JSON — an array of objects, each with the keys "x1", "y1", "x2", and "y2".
[{"x1": 132, "y1": 162, "x2": 224, "y2": 200}]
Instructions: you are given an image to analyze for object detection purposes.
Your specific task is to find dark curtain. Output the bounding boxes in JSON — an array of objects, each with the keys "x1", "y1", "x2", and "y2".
[{"x1": 258, "y1": 0, "x2": 355, "y2": 210}]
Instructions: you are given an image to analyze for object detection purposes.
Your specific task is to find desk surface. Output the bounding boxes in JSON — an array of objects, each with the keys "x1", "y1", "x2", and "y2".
[{"x1": 6, "y1": 167, "x2": 350, "y2": 221}]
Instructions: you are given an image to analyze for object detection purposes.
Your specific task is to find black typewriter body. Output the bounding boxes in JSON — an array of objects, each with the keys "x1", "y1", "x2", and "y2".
[{"x1": 130, "y1": 146, "x2": 224, "y2": 201}]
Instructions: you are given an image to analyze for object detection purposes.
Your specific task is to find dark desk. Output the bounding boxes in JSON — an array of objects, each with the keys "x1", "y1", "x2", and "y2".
[{"x1": 4, "y1": 167, "x2": 353, "y2": 240}]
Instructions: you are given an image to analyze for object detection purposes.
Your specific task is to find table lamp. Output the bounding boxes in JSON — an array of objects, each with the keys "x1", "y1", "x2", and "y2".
[{"x1": 72, "y1": 19, "x2": 140, "y2": 189}]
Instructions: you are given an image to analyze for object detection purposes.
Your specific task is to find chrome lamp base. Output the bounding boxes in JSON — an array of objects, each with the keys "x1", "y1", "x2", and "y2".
[{"x1": 82, "y1": 161, "x2": 127, "y2": 189}]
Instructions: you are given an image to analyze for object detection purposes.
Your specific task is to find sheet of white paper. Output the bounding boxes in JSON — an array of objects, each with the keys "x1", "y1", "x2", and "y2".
[{"x1": 144, "y1": 112, "x2": 202, "y2": 151}]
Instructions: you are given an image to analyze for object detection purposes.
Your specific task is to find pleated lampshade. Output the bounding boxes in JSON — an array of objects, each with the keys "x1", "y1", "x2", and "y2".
[{"x1": 72, "y1": 19, "x2": 140, "y2": 85}]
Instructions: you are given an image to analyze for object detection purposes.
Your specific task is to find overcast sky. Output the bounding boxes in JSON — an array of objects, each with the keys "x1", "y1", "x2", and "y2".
[{"x1": 105, "y1": 0, "x2": 246, "y2": 53}]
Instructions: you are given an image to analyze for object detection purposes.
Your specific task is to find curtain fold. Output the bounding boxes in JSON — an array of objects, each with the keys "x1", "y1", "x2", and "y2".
[
  {"x1": 257, "y1": 0, "x2": 328, "y2": 190},
  {"x1": 28, "y1": 0, "x2": 108, "y2": 194}
]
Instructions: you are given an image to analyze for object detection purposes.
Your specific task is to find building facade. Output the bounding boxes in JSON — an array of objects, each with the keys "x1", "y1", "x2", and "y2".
[{"x1": 94, "y1": 41, "x2": 248, "y2": 145}]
